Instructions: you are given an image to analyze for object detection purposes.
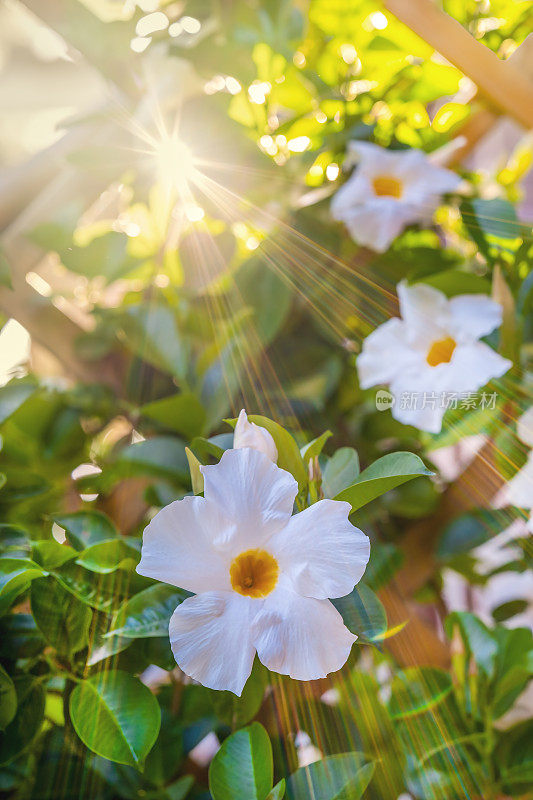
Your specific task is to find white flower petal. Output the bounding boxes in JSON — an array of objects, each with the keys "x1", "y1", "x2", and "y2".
[
  {"x1": 517, "y1": 406, "x2": 533, "y2": 448},
  {"x1": 337, "y1": 201, "x2": 412, "y2": 252},
  {"x1": 397, "y1": 281, "x2": 450, "y2": 339},
  {"x1": 201, "y1": 448, "x2": 297, "y2": 551},
  {"x1": 252, "y1": 582, "x2": 356, "y2": 680},
  {"x1": 169, "y1": 591, "x2": 256, "y2": 696},
  {"x1": 234, "y1": 409, "x2": 278, "y2": 462},
  {"x1": 269, "y1": 500, "x2": 370, "y2": 599},
  {"x1": 507, "y1": 454, "x2": 533, "y2": 509},
  {"x1": 448, "y1": 342, "x2": 512, "y2": 389},
  {"x1": 357, "y1": 318, "x2": 419, "y2": 389},
  {"x1": 448, "y1": 295, "x2": 503, "y2": 341},
  {"x1": 137, "y1": 495, "x2": 231, "y2": 593}
]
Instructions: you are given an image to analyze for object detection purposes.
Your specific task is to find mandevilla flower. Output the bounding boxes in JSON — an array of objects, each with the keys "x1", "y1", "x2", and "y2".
[
  {"x1": 358, "y1": 281, "x2": 512, "y2": 434},
  {"x1": 507, "y1": 406, "x2": 533, "y2": 530},
  {"x1": 137, "y1": 447, "x2": 370, "y2": 695},
  {"x1": 233, "y1": 408, "x2": 278, "y2": 462},
  {"x1": 331, "y1": 141, "x2": 461, "y2": 252}
]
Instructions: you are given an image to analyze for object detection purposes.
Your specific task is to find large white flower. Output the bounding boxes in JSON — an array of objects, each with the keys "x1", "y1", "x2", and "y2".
[
  {"x1": 507, "y1": 406, "x2": 533, "y2": 530},
  {"x1": 357, "y1": 281, "x2": 512, "y2": 434},
  {"x1": 137, "y1": 448, "x2": 370, "y2": 695},
  {"x1": 233, "y1": 409, "x2": 278, "y2": 462},
  {"x1": 331, "y1": 142, "x2": 461, "y2": 252}
]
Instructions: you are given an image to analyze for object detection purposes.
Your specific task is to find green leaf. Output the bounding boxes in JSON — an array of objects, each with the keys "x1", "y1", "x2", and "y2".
[
  {"x1": 287, "y1": 752, "x2": 374, "y2": 800},
  {"x1": 116, "y1": 436, "x2": 190, "y2": 485},
  {"x1": 75, "y1": 539, "x2": 139, "y2": 574},
  {"x1": 52, "y1": 511, "x2": 118, "y2": 551},
  {"x1": 462, "y1": 198, "x2": 521, "y2": 243},
  {"x1": 301, "y1": 431, "x2": 332, "y2": 464},
  {"x1": 227, "y1": 415, "x2": 308, "y2": 491},
  {"x1": 419, "y1": 269, "x2": 491, "y2": 297},
  {"x1": 0, "y1": 665, "x2": 16, "y2": 731},
  {"x1": 32, "y1": 540, "x2": 77, "y2": 569},
  {"x1": 60, "y1": 231, "x2": 140, "y2": 281},
  {"x1": 437, "y1": 512, "x2": 493, "y2": 559},
  {"x1": 31, "y1": 576, "x2": 92, "y2": 656},
  {"x1": 0, "y1": 614, "x2": 46, "y2": 659},
  {"x1": 332, "y1": 583, "x2": 387, "y2": 643},
  {"x1": 0, "y1": 379, "x2": 36, "y2": 426},
  {"x1": 212, "y1": 660, "x2": 266, "y2": 728},
  {"x1": 53, "y1": 562, "x2": 124, "y2": 612},
  {"x1": 335, "y1": 452, "x2": 433, "y2": 512},
  {"x1": 323, "y1": 448, "x2": 360, "y2": 498},
  {"x1": 0, "y1": 677, "x2": 45, "y2": 765},
  {"x1": 164, "y1": 775, "x2": 195, "y2": 800},
  {"x1": 140, "y1": 393, "x2": 206, "y2": 439},
  {"x1": 0, "y1": 558, "x2": 48, "y2": 614},
  {"x1": 121, "y1": 304, "x2": 189, "y2": 380},
  {"x1": 69, "y1": 671, "x2": 161, "y2": 768},
  {"x1": 445, "y1": 611, "x2": 497, "y2": 677},
  {"x1": 389, "y1": 667, "x2": 453, "y2": 719},
  {"x1": 266, "y1": 780, "x2": 286, "y2": 800},
  {"x1": 108, "y1": 583, "x2": 189, "y2": 639},
  {"x1": 185, "y1": 447, "x2": 204, "y2": 495},
  {"x1": 209, "y1": 722, "x2": 273, "y2": 800}
]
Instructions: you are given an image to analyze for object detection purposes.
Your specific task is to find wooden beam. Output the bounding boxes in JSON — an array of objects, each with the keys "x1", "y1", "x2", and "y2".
[{"x1": 384, "y1": 0, "x2": 533, "y2": 130}]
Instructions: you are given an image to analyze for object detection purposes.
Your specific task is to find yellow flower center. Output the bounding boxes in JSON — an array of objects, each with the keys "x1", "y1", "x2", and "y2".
[
  {"x1": 230, "y1": 549, "x2": 279, "y2": 598},
  {"x1": 426, "y1": 336, "x2": 456, "y2": 366},
  {"x1": 372, "y1": 175, "x2": 403, "y2": 198}
]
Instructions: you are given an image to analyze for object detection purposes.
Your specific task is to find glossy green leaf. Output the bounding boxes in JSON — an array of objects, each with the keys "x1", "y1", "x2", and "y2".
[
  {"x1": 0, "y1": 380, "x2": 36, "y2": 426},
  {"x1": 52, "y1": 511, "x2": 118, "y2": 551},
  {"x1": 287, "y1": 752, "x2": 374, "y2": 800},
  {"x1": 0, "y1": 665, "x2": 16, "y2": 731},
  {"x1": 0, "y1": 677, "x2": 45, "y2": 765},
  {"x1": 69, "y1": 671, "x2": 161, "y2": 768},
  {"x1": 75, "y1": 539, "x2": 139, "y2": 574},
  {"x1": 301, "y1": 430, "x2": 332, "y2": 464},
  {"x1": 121, "y1": 304, "x2": 189, "y2": 380},
  {"x1": 323, "y1": 448, "x2": 360, "y2": 498},
  {"x1": 53, "y1": 562, "x2": 124, "y2": 612},
  {"x1": 31, "y1": 576, "x2": 92, "y2": 656},
  {"x1": 212, "y1": 660, "x2": 266, "y2": 728},
  {"x1": 209, "y1": 722, "x2": 273, "y2": 800},
  {"x1": 266, "y1": 779, "x2": 286, "y2": 800},
  {"x1": 107, "y1": 583, "x2": 189, "y2": 639},
  {"x1": 0, "y1": 558, "x2": 48, "y2": 614},
  {"x1": 332, "y1": 583, "x2": 387, "y2": 642},
  {"x1": 116, "y1": 436, "x2": 190, "y2": 485},
  {"x1": 445, "y1": 611, "x2": 497, "y2": 677},
  {"x1": 140, "y1": 393, "x2": 206, "y2": 439},
  {"x1": 335, "y1": 452, "x2": 433, "y2": 512},
  {"x1": 389, "y1": 667, "x2": 453, "y2": 719},
  {"x1": 0, "y1": 614, "x2": 46, "y2": 659},
  {"x1": 185, "y1": 447, "x2": 204, "y2": 495},
  {"x1": 32, "y1": 540, "x2": 77, "y2": 570}
]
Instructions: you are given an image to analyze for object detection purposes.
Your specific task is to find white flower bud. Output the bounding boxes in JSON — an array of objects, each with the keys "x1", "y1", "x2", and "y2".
[{"x1": 233, "y1": 409, "x2": 278, "y2": 462}]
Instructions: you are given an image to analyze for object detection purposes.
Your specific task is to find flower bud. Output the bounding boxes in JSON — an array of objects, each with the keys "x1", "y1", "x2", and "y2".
[{"x1": 233, "y1": 409, "x2": 278, "y2": 462}]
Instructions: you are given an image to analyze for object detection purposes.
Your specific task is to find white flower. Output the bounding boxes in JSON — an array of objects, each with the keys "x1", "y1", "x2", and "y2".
[
  {"x1": 233, "y1": 409, "x2": 278, "y2": 462},
  {"x1": 507, "y1": 406, "x2": 533, "y2": 529},
  {"x1": 331, "y1": 142, "x2": 461, "y2": 252},
  {"x1": 357, "y1": 281, "x2": 512, "y2": 434},
  {"x1": 137, "y1": 448, "x2": 370, "y2": 695}
]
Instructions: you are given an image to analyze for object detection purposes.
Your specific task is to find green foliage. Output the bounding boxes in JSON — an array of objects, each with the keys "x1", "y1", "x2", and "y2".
[
  {"x1": 209, "y1": 722, "x2": 273, "y2": 800},
  {"x1": 69, "y1": 671, "x2": 161, "y2": 768},
  {"x1": 335, "y1": 452, "x2": 433, "y2": 511}
]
